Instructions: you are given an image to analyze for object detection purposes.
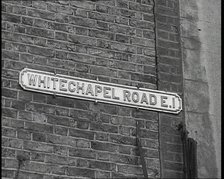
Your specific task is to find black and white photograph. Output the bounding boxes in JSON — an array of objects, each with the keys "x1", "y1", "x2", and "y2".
[{"x1": 2, "y1": 0, "x2": 221, "y2": 178}]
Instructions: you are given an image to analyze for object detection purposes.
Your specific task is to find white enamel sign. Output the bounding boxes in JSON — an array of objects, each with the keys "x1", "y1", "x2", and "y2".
[{"x1": 19, "y1": 68, "x2": 182, "y2": 114}]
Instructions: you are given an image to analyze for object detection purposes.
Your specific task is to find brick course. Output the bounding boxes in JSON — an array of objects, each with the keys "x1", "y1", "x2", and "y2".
[{"x1": 2, "y1": 0, "x2": 184, "y2": 178}]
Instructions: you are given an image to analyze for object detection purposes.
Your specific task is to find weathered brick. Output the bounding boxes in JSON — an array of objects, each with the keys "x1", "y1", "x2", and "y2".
[
  {"x1": 115, "y1": 16, "x2": 129, "y2": 25},
  {"x1": 129, "y1": 2, "x2": 153, "y2": 13},
  {"x1": 70, "y1": 1, "x2": 95, "y2": 10},
  {"x1": 90, "y1": 66, "x2": 117, "y2": 77},
  {"x1": 25, "y1": 121, "x2": 53, "y2": 133},
  {"x1": 18, "y1": 111, "x2": 32, "y2": 121},
  {"x1": 2, "y1": 169, "x2": 16, "y2": 178},
  {"x1": 143, "y1": 30, "x2": 155, "y2": 39},
  {"x1": 110, "y1": 134, "x2": 136, "y2": 145},
  {"x1": 2, "y1": 12, "x2": 21, "y2": 23},
  {"x1": 4, "y1": 60, "x2": 26, "y2": 71},
  {"x1": 55, "y1": 126, "x2": 68, "y2": 136},
  {"x1": 69, "y1": 16, "x2": 95, "y2": 28},
  {"x1": 33, "y1": 132, "x2": 46, "y2": 142},
  {"x1": 55, "y1": 31, "x2": 68, "y2": 41},
  {"x1": 11, "y1": 100, "x2": 26, "y2": 110},
  {"x1": 110, "y1": 153, "x2": 139, "y2": 165},
  {"x1": 47, "y1": 115, "x2": 71, "y2": 127},
  {"x1": 55, "y1": 106, "x2": 69, "y2": 117},
  {"x1": 21, "y1": 16, "x2": 33, "y2": 25},
  {"x1": 109, "y1": 24, "x2": 134, "y2": 35},
  {"x1": 91, "y1": 141, "x2": 118, "y2": 153},
  {"x1": 24, "y1": 141, "x2": 54, "y2": 153},
  {"x1": 2, "y1": 148, "x2": 16, "y2": 158},
  {"x1": 161, "y1": 133, "x2": 182, "y2": 144},
  {"x1": 116, "y1": 34, "x2": 129, "y2": 43},
  {"x1": 25, "y1": 103, "x2": 55, "y2": 115},
  {"x1": 96, "y1": 4, "x2": 109, "y2": 13},
  {"x1": 55, "y1": 13, "x2": 69, "y2": 23},
  {"x1": 69, "y1": 148, "x2": 96, "y2": 159},
  {"x1": 90, "y1": 122, "x2": 118, "y2": 133},
  {"x1": 2, "y1": 127, "x2": 16, "y2": 137},
  {"x1": 164, "y1": 151, "x2": 183, "y2": 163},
  {"x1": 76, "y1": 139, "x2": 91, "y2": 148},
  {"x1": 2, "y1": 69, "x2": 19, "y2": 80},
  {"x1": 47, "y1": 2, "x2": 73, "y2": 15},
  {"x1": 95, "y1": 132, "x2": 108, "y2": 141},
  {"x1": 67, "y1": 167, "x2": 94, "y2": 177},
  {"x1": 95, "y1": 170, "x2": 110, "y2": 178},
  {"x1": 2, "y1": 88, "x2": 17, "y2": 99},
  {"x1": 89, "y1": 160, "x2": 116, "y2": 171},
  {"x1": 69, "y1": 128, "x2": 94, "y2": 140},
  {"x1": 27, "y1": 8, "x2": 55, "y2": 21},
  {"x1": 132, "y1": 110, "x2": 158, "y2": 121},
  {"x1": 70, "y1": 108, "x2": 93, "y2": 120},
  {"x1": 45, "y1": 154, "x2": 68, "y2": 165},
  {"x1": 2, "y1": 50, "x2": 20, "y2": 60},
  {"x1": 2, "y1": 107, "x2": 17, "y2": 118},
  {"x1": 89, "y1": 11, "x2": 115, "y2": 22},
  {"x1": 131, "y1": 36, "x2": 154, "y2": 47},
  {"x1": 164, "y1": 170, "x2": 184, "y2": 178},
  {"x1": 164, "y1": 161, "x2": 183, "y2": 171},
  {"x1": 4, "y1": 158, "x2": 18, "y2": 169},
  {"x1": 17, "y1": 129, "x2": 32, "y2": 140},
  {"x1": 157, "y1": 6, "x2": 178, "y2": 16},
  {"x1": 30, "y1": 152, "x2": 45, "y2": 162},
  {"x1": 89, "y1": 29, "x2": 114, "y2": 40},
  {"x1": 118, "y1": 164, "x2": 143, "y2": 175},
  {"x1": 117, "y1": 0, "x2": 129, "y2": 8},
  {"x1": 158, "y1": 39, "x2": 180, "y2": 49},
  {"x1": 2, "y1": 118, "x2": 24, "y2": 130},
  {"x1": 2, "y1": 137, "x2": 23, "y2": 149},
  {"x1": 75, "y1": 8, "x2": 88, "y2": 18},
  {"x1": 28, "y1": 46, "x2": 55, "y2": 57}
]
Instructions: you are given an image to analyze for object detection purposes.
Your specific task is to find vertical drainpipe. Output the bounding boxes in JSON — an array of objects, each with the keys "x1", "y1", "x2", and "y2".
[{"x1": 152, "y1": 0, "x2": 163, "y2": 178}]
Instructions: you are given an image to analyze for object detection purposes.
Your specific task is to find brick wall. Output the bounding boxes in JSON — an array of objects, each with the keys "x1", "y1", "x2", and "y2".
[
  {"x1": 155, "y1": 0, "x2": 184, "y2": 178},
  {"x1": 1, "y1": 0, "x2": 166, "y2": 178}
]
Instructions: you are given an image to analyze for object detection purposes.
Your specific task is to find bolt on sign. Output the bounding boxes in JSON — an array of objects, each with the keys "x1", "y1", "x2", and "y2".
[{"x1": 19, "y1": 68, "x2": 182, "y2": 114}]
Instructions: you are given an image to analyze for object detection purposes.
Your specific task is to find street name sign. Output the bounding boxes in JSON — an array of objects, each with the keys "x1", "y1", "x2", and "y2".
[{"x1": 19, "y1": 68, "x2": 182, "y2": 114}]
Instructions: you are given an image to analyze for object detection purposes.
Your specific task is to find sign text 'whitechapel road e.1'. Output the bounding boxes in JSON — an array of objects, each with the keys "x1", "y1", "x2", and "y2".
[{"x1": 19, "y1": 68, "x2": 182, "y2": 114}]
